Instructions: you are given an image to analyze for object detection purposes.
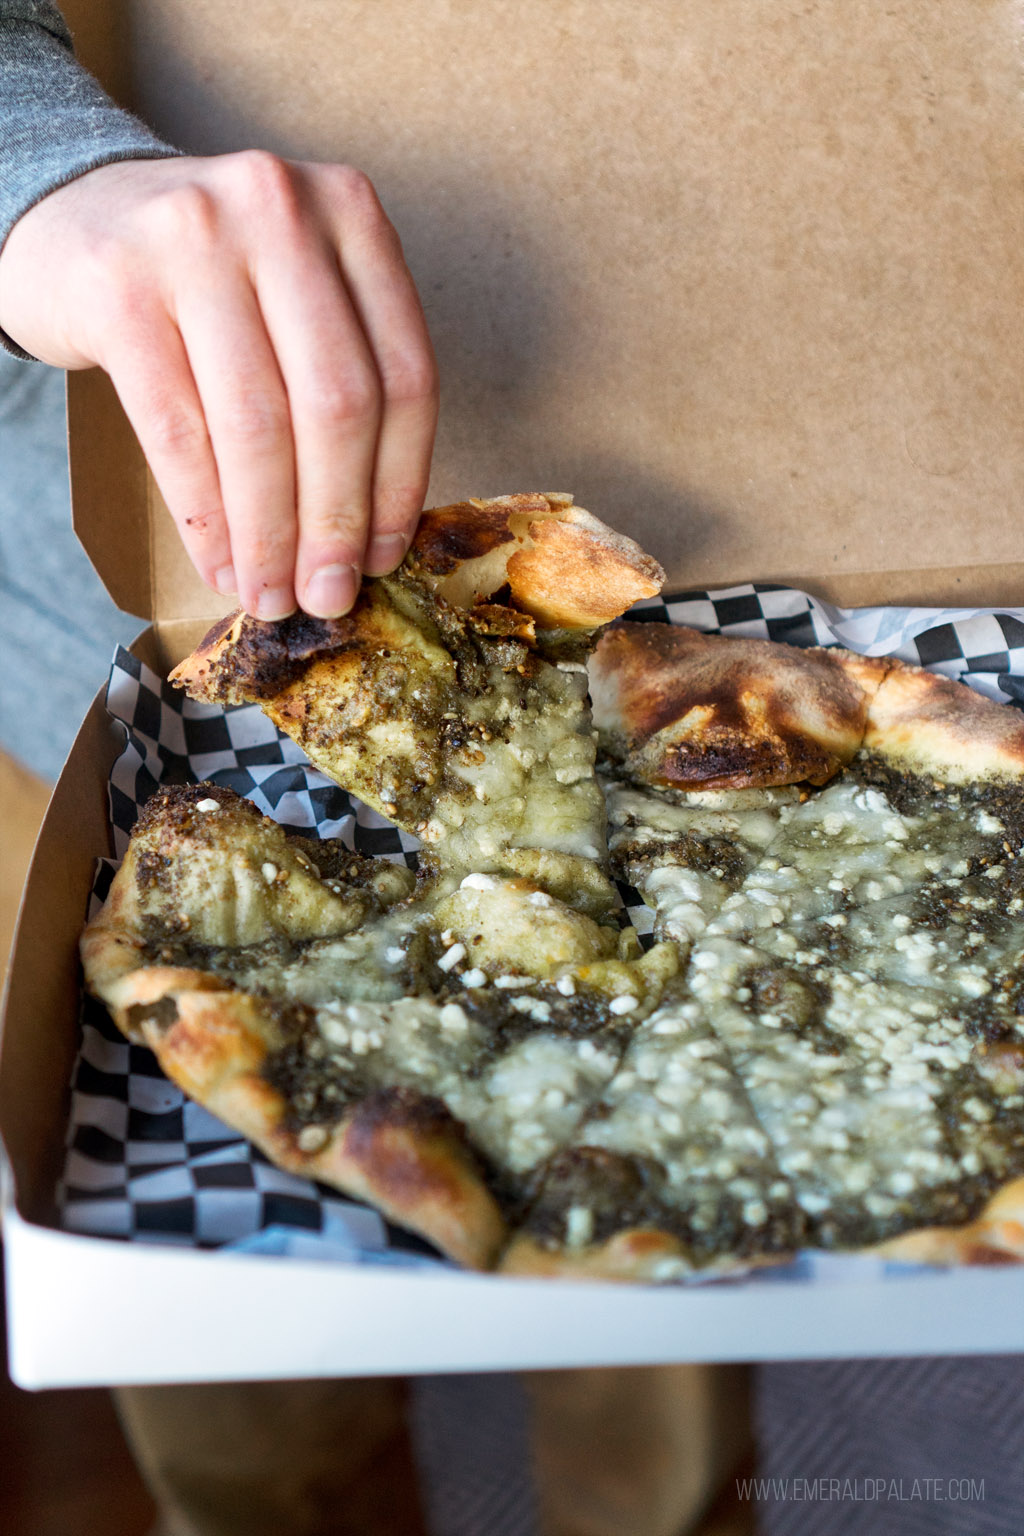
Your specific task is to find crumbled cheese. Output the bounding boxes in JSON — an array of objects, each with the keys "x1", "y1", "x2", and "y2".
[
  {"x1": 609, "y1": 995, "x2": 639, "y2": 1015},
  {"x1": 460, "y1": 873, "x2": 498, "y2": 891},
  {"x1": 195, "y1": 797, "x2": 220, "y2": 813},
  {"x1": 439, "y1": 1003, "x2": 469, "y2": 1034},
  {"x1": 510, "y1": 996, "x2": 552, "y2": 1022},
  {"x1": 566, "y1": 1206, "x2": 594, "y2": 1247},
  {"x1": 437, "y1": 943, "x2": 466, "y2": 972}
]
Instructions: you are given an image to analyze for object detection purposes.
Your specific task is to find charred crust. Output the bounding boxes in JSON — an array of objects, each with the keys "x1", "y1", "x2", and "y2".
[
  {"x1": 595, "y1": 624, "x2": 868, "y2": 788},
  {"x1": 657, "y1": 736, "x2": 841, "y2": 791},
  {"x1": 196, "y1": 611, "x2": 238, "y2": 651},
  {"x1": 180, "y1": 601, "x2": 376, "y2": 700},
  {"x1": 125, "y1": 996, "x2": 180, "y2": 1035},
  {"x1": 409, "y1": 502, "x2": 516, "y2": 576},
  {"x1": 345, "y1": 1085, "x2": 469, "y2": 1145}
]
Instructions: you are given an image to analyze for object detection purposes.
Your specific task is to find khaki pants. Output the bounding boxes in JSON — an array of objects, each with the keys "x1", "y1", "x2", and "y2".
[{"x1": 117, "y1": 1365, "x2": 750, "y2": 1536}]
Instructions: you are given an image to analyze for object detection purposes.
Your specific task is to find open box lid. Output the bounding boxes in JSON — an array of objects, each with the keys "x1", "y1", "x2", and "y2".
[{"x1": 68, "y1": 0, "x2": 1024, "y2": 623}]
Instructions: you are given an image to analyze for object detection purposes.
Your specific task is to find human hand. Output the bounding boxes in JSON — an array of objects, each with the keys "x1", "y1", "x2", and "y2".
[{"x1": 0, "y1": 152, "x2": 439, "y2": 618}]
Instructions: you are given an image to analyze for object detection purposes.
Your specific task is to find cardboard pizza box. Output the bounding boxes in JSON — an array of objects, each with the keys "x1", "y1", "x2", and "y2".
[{"x1": 3, "y1": 0, "x2": 1024, "y2": 1387}]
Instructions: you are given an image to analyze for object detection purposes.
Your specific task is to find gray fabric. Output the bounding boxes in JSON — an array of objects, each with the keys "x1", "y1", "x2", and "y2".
[
  {"x1": 754, "y1": 1355, "x2": 1024, "y2": 1535},
  {"x1": 409, "y1": 1374, "x2": 539, "y2": 1536},
  {"x1": 0, "y1": 0, "x2": 179, "y2": 357},
  {"x1": 0, "y1": 348, "x2": 139, "y2": 779}
]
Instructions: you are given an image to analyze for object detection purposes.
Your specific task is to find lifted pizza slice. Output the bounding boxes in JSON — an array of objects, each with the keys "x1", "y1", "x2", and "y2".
[{"x1": 171, "y1": 495, "x2": 664, "y2": 912}]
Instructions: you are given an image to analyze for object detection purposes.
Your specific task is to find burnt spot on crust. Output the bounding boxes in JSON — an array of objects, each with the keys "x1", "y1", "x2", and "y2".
[
  {"x1": 195, "y1": 611, "x2": 237, "y2": 651},
  {"x1": 409, "y1": 501, "x2": 517, "y2": 576},
  {"x1": 173, "y1": 600, "x2": 376, "y2": 701},
  {"x1": 346, "y1": 1085, "x2": 469, "y2": 1143},
  {"x1": 125, "y1": 996, "x2": 180, "y2": 1035},
  {"x1": 340, "y1": 1086, "x2": 492, "y2": 1202},
  {"x1": 656, "y1": 735, "x2": 843, "y2": 791}
]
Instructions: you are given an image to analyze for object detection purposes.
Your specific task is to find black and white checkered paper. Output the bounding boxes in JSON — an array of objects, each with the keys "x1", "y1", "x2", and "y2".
[{"x1": 59, "y1": 585, "x2": 1024, "y2": 1279}]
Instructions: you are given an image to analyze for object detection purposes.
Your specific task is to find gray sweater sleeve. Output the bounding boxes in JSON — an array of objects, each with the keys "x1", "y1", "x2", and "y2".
[{"x1": 0, "y1": 0, "x2": 180, "y2": 357}]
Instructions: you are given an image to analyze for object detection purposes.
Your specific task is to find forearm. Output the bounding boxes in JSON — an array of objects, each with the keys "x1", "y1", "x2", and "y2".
[{"x1": 0, "y1": 0, "x2": 178, "y2": 356}]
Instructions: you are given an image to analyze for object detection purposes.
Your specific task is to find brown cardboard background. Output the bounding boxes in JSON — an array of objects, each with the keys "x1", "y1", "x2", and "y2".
[{"x1": 71, "y1": 0, "x2": 1022, "y2": 613}]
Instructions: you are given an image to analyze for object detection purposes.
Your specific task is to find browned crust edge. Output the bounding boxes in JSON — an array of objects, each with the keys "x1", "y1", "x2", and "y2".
[
  {"x1": 80, "y1": 956, "x2": 507, "y2": 1271},
  {"x1": 499, "y1": 1226, "x2": 794, "y2": 1283},
  {"x1": 868, "y1": 1177, "x2": 1024, "y2": 1266}
]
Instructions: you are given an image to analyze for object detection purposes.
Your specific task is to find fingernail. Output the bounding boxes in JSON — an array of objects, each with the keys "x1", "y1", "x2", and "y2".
[
  {"x1": 214, "y1": 565, "x2": 237, "y2": 596},
  {"x1": 364, "y1": 533, "x2": 408, "y2": 577},
  {"x1": 304, "y1": 563, "x2": 360, "y2": 617},
  {"x1": 254, "y1": 587, "x2": 296, "y2": 621}
]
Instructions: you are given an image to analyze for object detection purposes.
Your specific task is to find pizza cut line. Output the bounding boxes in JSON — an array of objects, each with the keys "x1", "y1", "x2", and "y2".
[{"x1": 81, "y1": 501, "x2": 1024, "y2": 1281}]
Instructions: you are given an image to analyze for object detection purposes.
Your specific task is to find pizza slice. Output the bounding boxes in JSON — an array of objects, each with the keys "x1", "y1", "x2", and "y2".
[
  {"x1": 502, "y1": 991, "x2": 806, "y2": 1280},
  {"x1": 666, "y1": 930, "x2": 1016, "y2": 1254},
  {"x1": 171, "y1": 495, "x2": 664, "y2": 913}
]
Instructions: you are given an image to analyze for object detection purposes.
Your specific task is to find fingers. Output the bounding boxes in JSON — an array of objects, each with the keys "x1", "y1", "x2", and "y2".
[
  {"x1": 307, "y1": 166, "x2": 439, "y2": 579},
  {"x1": 100, "y1": 304, "x2": 237, "y2": 599},
  {"x1": 246, "y1": 168, "x2": 382, "y2": 616},
  {"x1": 48, "y1": 154, "x2": 439, "y2": 618},
  {"x1": 171, "y1": 257, "x2": 300, "y2": 619},
  {"x1": 166, "y1": 156, "x2": 438, "y2": 616}
]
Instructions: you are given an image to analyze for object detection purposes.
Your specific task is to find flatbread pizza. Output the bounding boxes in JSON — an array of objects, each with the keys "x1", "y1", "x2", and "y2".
[{"x1": 81, "y1": 498, "x2": 1024, "y2": 1278}]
